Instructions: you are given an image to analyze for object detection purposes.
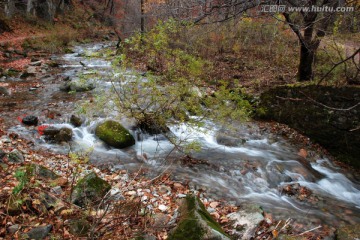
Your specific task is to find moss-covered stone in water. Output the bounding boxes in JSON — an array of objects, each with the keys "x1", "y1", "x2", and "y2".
[
  {"x1": 95, "y1": 120, "x2": 135, "y2": 149},
  {"x1": 71, "y1": 172, "x2": 111, "y2": 208},
  {"x1": 168, "y1": 195, "x2": 229, "y2": 240}
]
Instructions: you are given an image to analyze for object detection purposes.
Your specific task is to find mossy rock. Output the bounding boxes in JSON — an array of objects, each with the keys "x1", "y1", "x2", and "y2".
[
  {"x1": 336, "y1": 224, "x2": 360, "y2": 240},
  {"x1": 21, "y1": 164, "x2": 60, "y2": 180},
  {"x1": 70, "y1": 114, "x2": 84, "y2": 127},
  {"x1": 71, "y1": 172, "x2": 111, "y2": 208},
  {"x1": 95, "y1": 120, "x2": 135, "y2": 149},
  {"x1": 7, "y1": 149, "x2": 24, "y2": 163},
  {"x1": 168, "y1": 195, "x2": 230, "y2": 240}
]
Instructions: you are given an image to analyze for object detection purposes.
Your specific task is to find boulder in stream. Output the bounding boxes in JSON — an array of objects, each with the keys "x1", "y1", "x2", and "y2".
[
  {"x1": 95, "y1": 120, "x2": 135, "y2": 149},
  {"x1": 168, "y1": 195, "x2": 230, "y2": 240},
  {"x1": 71, "y1": 172, "x2": 111, "y2": 208},
  {"x1": 60, "y1": 81, "x2": 95, "y2": 92},
  {"x1": 70, "y1": 114, "x2": 84, "y2": 127},
  {"x1": 43, "y1": 126, "x2": 73, "y2": 142},
  {"x1": 227, "y1": 204, "x2": 264, "y2": 240},
  {"x1": 22, "y1": 115, "x2": 38, "y2": 126}
]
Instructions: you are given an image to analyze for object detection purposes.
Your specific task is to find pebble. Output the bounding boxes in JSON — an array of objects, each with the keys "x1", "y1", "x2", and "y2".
[
  {"x1": 125, "y1": 191, "x2": 136, "y2": 196},
  {"x1": 209, "y1": 201, "x2": 220, "y2": 208},
  {"x1": 141, "y1": 196, "x2": 148, "y2": 202},
  {"x1": 51, "y1": 186, "x2": 63, "y2": 195},
  {"x1": 207, "y1": 207, "x2": 216, "y2": 213},
  {"x1": 176, "y1": 194, "x2": 186, "y2": 198},
  {"x1": 158, "y1": 204, "x2": 168, "y2": 212}
]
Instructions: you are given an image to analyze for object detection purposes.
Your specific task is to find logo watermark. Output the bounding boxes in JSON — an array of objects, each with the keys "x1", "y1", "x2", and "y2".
[{"x1": 260, "y1": 5, "x2": 355, "y2": 13}]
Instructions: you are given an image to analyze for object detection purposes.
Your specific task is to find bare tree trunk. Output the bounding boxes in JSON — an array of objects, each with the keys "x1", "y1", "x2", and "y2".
[
  {"x1": 140, "y1": 0, "x2": 145, "y2": 34},
  {"x1": 298, "y1": 43, "x2": 315, "y2": 81}
]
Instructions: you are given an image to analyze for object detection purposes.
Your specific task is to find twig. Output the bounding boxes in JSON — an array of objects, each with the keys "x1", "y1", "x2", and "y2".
[
  {"x1": 298, "y1": 225, "x2": 322, "y2": 236},
  {"x1": 317, "y1": 47, "x2": 360, "y2": 85}
]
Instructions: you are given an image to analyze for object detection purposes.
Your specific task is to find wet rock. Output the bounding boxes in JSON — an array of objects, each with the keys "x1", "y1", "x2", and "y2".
[
  {"x1": 137, "y1": 114, "x2": 169, "y2": 135},
  {"x1": 71, "y1": 172, "x2": 111, "y2": 208},
  {"x1": 227, "y1": 204, "x2": 264, "y2": 240},
  {"x1": 60, "y1": 81, "x2": 95, "y2": 92},
  {"x1": 216, "y1": 134, "x2": 246, "y2": 147},
  {"x1": 22, "y1": 224, "x2": 52, "y2": 240},
  {"x1": 55, "y1": 127, "x2": 73, "y2": 142},
  {"x1": 43, "y1": 126, "x2": 61, "y2": 138},
  {"x1": 70, "y1": 114, "x2": 84, "y2": 127},
  {"x1": 95, "y1": 120, "x2": 135, "y2": 149},
  {"x1": 22, "y1": 115, "x2": 38, "y2": 126},
  {"x1": 0, "y1": 86, "x2": 9, "y2": 96},
  {"x1": 7, "y1": 149, "x2": 24, "y2": 163},
  {"x1": 68, "y1": 219, "x2": 90, "y2": 237},
  {"x1": 168, "y1": 195, "x2": 230, "y2": 240},
  {"x1": 20, "y1": 67, "x2": 37, "y2": 78},
  {"x1": 43, "y1": 127, "x2": 73, "y2": 142},
  {"x1": 336, "y1": 223, "x2": 360, "y2": 240}
]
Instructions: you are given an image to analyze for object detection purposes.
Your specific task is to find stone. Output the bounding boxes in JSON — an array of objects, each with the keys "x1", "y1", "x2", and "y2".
[
  {"x1": 227, "y1": 204, "x2": 264, "y2": 240},
  {"x1": 137, "y1": 114, "x2": 169, "y2": 135},
  {"x1": 216, "y1": 134, "x2": 246, "y2": 147},
  {"x1": 7, "y1": 149, "x2": 24, "y2": 163},
  {"x1": 70, "y1": 114, "x2": 84, "y2": 127},
  {"x1": 22, "y1": 224, "x2": 52, "y2": 240},
  {"x1": 22, "y1": 164, "x2": 60, "y2": 180},
  {"x1": 158, "y1": 204, "x2": 168, "y2": 212},
  {"x1": 71, "y1": 172, "x2": 111, "y2": 208},
  {"x1": 20, "y1": 67, "x2": 37, "y2": 78},
  {"x1": 0, "y1": 86, "x2": 10, "y2": 96},
  {"x1": 51, "y1": 186, "x2": 63, "y2": 195},
  {"x1": 95, "y1": 120, "x2": 135, "y2": 149},
  {"x1": 168, "y1": 195, "x2": 230, "y2": 240},
  {"x1": 55, "y1": 127, "x2": 73, "y2": 142},
  {"x1": 60, "y1": 81, "x2": 95, "y2": 92},
  {"x1": 43, "y1": 127, "x2": 73, "y2": 142},
  {"x1": 336, "y1": 223, "x2": 360, "y2": 240},
  {"x1": 7, "y1": 224, "x2": 20, "y2": 234},
  {"x1": 29, "y1": 61, "x2": 42, "y2": 66},
  {"x1": 22, "y1": 115, "x2": 38, "y2": 126},
  {"x1": 0, "y1": 149, "x2": 6, "y2": 161},
  {"x1": 68, "y1": 219, "x2": 90, "y2": 237}
]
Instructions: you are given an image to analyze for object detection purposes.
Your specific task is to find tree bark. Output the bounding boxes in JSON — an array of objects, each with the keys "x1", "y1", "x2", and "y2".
[{"x1": 298, "y1": 42, "x2": 315, "y2": 81}]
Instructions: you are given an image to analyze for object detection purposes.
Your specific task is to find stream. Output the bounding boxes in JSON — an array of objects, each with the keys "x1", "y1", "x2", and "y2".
[{"x1": 2, "y1": 42, "x2": 360, "y2": 232}]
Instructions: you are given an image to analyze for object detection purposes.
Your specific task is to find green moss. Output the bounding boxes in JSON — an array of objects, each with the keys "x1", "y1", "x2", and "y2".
[
  {"x1": 71, "y1": 172, "x2": 111, "y2": 207},
  {"x1": 21, "y1": 164, "x2": 60, "y2": 180},
  {"x1": 168, "y1": 195, "x2": 229, "y2": 240},
  {"x1": 95, "y1": 120, "x2": 135, "y2": 149}
]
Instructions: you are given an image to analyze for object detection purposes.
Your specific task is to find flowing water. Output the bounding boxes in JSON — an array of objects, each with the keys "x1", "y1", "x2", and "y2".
[{"x1": 5, "y1": 43, "x2": 360, "y2": 231}]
